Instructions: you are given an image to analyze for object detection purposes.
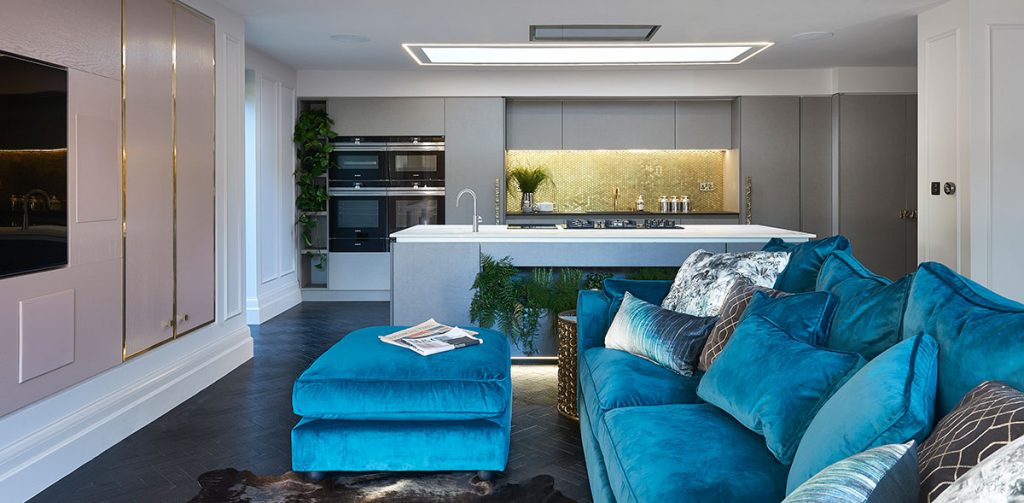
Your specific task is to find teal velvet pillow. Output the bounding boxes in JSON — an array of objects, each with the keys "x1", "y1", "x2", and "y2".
[
  {"x1": 604, "y1": 292, "x2": 719, "y2": 377},
  {"x1": 786, "y1": 335, "x2": 938, "y2": 493},
  {"x1": 603, "y1": 278, "x2": 673, "y2": 320},
  {"x1": 902, "y1": 261, "x2": 1024, "y2": 415},
  {"x1": 763, "y1": 235, "x2": 852, "y2": 293},
  {"x1": 783, "y1": 442, "x2": 919, "y2": 503},
  {"x1": 697, "y1": 312, "x2": 865, "y2": 464},
  {"x1": 740, "y1": 290, "x2": 839, "y2": 347},
  {"x1": 816, "y1": 251, "x2": 915, "y2": 360}
]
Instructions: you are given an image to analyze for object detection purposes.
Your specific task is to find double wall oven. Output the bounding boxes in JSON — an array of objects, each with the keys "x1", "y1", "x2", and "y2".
[{"x1": 327, "y1": 136, "x2": 445, "y2": 252}]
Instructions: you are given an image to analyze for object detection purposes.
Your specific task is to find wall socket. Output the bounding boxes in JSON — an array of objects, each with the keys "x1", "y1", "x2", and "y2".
[{"x1": 699, "y1": 182, "x2": 715, "y2": 192}]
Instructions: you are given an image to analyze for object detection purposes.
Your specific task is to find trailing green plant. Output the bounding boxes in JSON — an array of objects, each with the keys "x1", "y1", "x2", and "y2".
[
  {"x1": 626, "y1": 267, "x2": 679, "y2": 281},
  {"x1": 583, "y1": 271, "x2": 614, "y2": 291},
  {"x1": 506, "y1": 166, "x2": 552, "y2": 195},
  {"x1": 293, "y1": 109, "x2": 336, "y2": 268}
]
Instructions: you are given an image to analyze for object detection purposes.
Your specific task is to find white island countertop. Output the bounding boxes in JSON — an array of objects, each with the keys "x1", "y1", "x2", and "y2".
[{"x1": 390, "y1": 224, "x2": 814, "y2": 244}]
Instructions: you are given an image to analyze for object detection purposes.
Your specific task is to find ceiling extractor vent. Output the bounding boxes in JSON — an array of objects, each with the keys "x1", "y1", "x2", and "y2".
[{"x1": 529, "y1": 24, "x2": 661, "y2": 42}]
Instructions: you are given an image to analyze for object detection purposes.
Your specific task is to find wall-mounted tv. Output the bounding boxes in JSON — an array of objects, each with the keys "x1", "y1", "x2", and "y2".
[{"x1": 0, "y1": 51, "x2": 68, "y2": 279}]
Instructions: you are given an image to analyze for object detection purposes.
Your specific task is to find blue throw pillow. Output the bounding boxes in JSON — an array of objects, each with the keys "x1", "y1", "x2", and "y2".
[
  {"x1": 741, "y1": 290, "x2": 839, "y2": 347},
  {"x1": 602, "y1": 278, "x2": 673, "y2": 321},
  {"x1": 783, "y1": 443, "x2": 918, "y2": 503},
  {"x1": 902, "y1": 262, "x2": 1024, "y2": 415},
  {"x1": 787, "y1": 335, "x2": 938, "y2": 493},
  {"x1": 763, "y1": 235, "x2": 852, "y2": 293},
  {"x1": 817, "y1": 251, "x2": 915, "y2": 360},
  {"x1": 604, "y1": 292, "x2": 719, "y2": 377},
  {"x1": 697, "y1": 312, "x2": 865, "y2": 464}
]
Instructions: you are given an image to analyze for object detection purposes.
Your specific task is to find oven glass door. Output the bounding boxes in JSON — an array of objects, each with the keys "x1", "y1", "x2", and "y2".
[
  {"x1": 389, "y1": 150, "x2": 444, "y2": 181},
  {"x1": 329, "y1": 148, "x2": 387, "y2": 182},
  {"x1": 329, "y1": 195, "x2": 387, "y2": 240},
  {"x1": 388, "y1": 194, "x2": 445, "y2": 234}
]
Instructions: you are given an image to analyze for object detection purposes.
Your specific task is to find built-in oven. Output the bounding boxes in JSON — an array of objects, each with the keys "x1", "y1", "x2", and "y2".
[
  {"x1": 387, "y1": 187, "x2": 446, "y2": 235},
  {"x1": 328, "y1": 189, "x2": 388, "y2": 252},
  {"x1": 328, "y1": 137, "x2": 388, "y2": 187},
  {"x1": 387, "y1": 136, "x2": 445, "y2": 182}
]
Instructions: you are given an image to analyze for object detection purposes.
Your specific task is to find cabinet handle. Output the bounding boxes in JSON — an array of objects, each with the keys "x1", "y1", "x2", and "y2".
[
  {"x1": 178, "y1": 313, "x2": 190, "y2": 322},
  {"x1": 163, "y1": 319, "x2": 175, "y2": 329}
]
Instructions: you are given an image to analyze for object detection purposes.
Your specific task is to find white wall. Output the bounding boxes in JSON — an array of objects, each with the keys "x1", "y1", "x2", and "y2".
[
  {"x1": 297, "y1": 66, "x2": 916, "y2": 98},
  {"x1": 245, "y1": 47, "x2": 301, "y2": 324},
  {"x1": 0, "y1": 1, "x2": 252, "y2": 500},
  {"x1": 918, "y1": 0, "x2": 1024, "y2": 302}
]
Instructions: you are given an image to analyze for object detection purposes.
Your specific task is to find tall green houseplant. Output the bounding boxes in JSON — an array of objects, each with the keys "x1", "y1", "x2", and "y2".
[{"x1": 293, "y1": 110, "x2": 336, "y2": 268}]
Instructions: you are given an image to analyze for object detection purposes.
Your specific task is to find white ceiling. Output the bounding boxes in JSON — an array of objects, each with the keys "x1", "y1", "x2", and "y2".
[{"x1": 215, "y1": 0, "x2": 943, "y2": 71}]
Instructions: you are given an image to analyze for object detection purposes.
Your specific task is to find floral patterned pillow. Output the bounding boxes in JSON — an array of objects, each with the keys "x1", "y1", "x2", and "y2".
[{"x1": 661, "y1": 249, "x2": 790, "y2": 317}]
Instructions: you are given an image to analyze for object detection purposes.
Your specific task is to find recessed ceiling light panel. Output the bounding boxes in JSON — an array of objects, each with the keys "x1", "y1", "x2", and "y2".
[
  {"x1": 402, "y1": 43, "x2": 773, "y2": 66},
  {"x1": 530, "y1": 24, "x2": 661, "y2": 42}
]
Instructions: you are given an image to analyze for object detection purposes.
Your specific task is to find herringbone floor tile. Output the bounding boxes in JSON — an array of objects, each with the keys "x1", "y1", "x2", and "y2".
[{"x1": 32, "y1": 302, "x2": 592, "y2": 503}]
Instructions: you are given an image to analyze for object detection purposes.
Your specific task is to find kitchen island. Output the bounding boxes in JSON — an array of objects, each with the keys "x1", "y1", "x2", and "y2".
[{"x1": 390, "y1": 224, "x2": 813, "y2": 352}]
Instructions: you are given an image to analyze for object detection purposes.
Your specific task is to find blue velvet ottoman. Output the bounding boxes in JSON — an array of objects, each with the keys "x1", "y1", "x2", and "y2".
[{"x1": 291, "y1": 325, "x2": 512, "y2": 476}]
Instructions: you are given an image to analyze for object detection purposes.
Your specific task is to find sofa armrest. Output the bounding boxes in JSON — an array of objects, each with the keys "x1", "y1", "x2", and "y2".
[{"x1": 577, "y1": 289, "x2": 611, "y2": 352}]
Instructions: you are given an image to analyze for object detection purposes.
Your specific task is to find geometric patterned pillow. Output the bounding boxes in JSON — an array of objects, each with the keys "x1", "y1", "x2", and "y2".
[
  {"x1": 933, "y1": 435, "x2": 1024, "y2": 503},
  {"x1": 918, "y1": 381, "x2": 1024, "y2": 502},
  {"x1": 697, "y1": 281, "x2": 787, "y2": 372}
]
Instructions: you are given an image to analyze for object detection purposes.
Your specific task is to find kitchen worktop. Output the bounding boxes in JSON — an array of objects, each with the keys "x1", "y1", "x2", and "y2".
[
  {"x1": 390, "y1": 224, "x2": 814, "y2": 243},
  {"x1": 504, "y1": 211, "x2": 741, "y2": 217}
]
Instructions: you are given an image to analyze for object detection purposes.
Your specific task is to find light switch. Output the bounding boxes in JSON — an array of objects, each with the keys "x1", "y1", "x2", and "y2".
[{"x1": 931, "y1": 182, "x2": 941, "y2": 196}]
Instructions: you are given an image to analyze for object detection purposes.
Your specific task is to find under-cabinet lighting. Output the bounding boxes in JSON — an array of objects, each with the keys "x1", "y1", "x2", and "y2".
[{"x1": 402, "y1": 43, "x2": 773, "y2": 66}]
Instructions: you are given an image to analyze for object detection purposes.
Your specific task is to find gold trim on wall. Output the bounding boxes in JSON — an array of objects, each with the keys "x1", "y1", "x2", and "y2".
[{"x1": 120, "y1": 0, "x2": 127, "y2": 361}]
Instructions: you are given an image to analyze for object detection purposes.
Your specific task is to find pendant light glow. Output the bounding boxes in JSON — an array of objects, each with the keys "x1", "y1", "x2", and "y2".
[{"x1": 402, "y1": 42, "x2": 773, "y2": 66}]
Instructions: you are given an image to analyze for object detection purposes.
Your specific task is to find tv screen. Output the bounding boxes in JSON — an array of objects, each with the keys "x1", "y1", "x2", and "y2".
[{"x1": 0, "y1": 51, "x2": 68, "y2": 279}]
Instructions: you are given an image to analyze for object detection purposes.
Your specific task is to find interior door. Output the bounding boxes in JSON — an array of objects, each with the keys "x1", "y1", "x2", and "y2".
[
  {"x1": 838, "y1": 94, "x2": 915, "y2": 280},
  {"x1": 173, "y1": 4, "x2": 216, "y2": 335},
  {"x1": 123, "y1": 0, "x2": 175, "y2": 357}
]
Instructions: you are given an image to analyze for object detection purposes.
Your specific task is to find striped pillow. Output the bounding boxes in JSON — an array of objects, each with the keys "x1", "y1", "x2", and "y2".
[
  {"x1": 784, "y1": 442, "x2": 918, "y2": 503},
  {"x1": 605, "y1": 292, "x2": 718, "y2": 377}
]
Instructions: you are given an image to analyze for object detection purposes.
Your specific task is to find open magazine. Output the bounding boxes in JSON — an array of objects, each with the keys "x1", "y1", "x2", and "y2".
[{"x1": 379, "y1": 319, "x2": 483, "y2": 356}]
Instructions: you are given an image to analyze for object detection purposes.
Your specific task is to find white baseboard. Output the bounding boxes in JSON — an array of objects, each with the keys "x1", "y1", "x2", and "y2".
[
  {"x1": 301, "y1": 288, "x2": 390, "y2": 302},
  {"x1": 246, "y1": 281, "x2": 302, "y2": 324},
  {"x1": 0, "y1": 321, "x2": 253, "y2": 503}
]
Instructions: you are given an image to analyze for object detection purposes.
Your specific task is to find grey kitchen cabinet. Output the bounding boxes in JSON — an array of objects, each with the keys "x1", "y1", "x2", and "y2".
[
  {"x1": 444, "y1": 98, "x2": 506, "y2": 225},
  {"x1": 327, "y1": 98, "x2": 445, "y2": 136},
  {"x1": 505, "y1": 100, "x2": 562, "y2": 150},
  {"x1": 799, "y1": 97, "x2": 833, "y2": 239},
  {"x1": 836, "y1": 94, "x2": 917, "y2": 280},
  {"x1": 737, "y1": 96, "x2": 801, "y2": 230},
  {"x1": 675, "y1": 100, "x2": 734, "y2": 149},
  {"x1": 562, "y1": 100, "x2": 676, "y2": 149}
]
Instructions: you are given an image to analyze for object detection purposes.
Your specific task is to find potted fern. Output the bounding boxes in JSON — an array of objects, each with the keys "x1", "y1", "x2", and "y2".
[{"x1": 506, "y1": 166, "x2": 551, "y2": 213}]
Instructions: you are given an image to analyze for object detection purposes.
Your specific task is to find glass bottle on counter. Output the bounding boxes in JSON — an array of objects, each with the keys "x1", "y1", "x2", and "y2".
[
  {"x1": 659, "y1": 196, "x2": 670, "y2": 213},
  {"x1": 681, "y1": 196, "x2": 691, "y2": 213},
  {"x1": 636, "y1": 195, "x2": 645, "y2": 212}
]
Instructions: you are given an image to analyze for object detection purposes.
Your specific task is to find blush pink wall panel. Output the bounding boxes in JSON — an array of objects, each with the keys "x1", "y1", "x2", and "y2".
[
  {"x1": 0, "y1": 0, "x2": 121, "y2": 80},
  {"x1": 19, "y1": 289, "x2": 76, "y2": 383},
  {"x1": 123, "y1": 0, "x2": 176, "y2": 356},
  {"x1": 173, "y1": 6, "x2": 216, "y2": 334}
]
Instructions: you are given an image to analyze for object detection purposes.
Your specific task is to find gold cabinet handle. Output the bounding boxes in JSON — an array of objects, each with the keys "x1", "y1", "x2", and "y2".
[
  {"x1": 178, "y1": 313, "x2": 190, "y2": 322},
  {"x1": 163, "y1": 319, "x2": 175, "y2": 329}
]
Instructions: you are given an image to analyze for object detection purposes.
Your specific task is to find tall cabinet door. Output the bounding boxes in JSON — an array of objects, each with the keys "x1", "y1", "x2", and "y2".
[
  {"x1": 173, "y1": 5, "x2": 216, "y2": 334},
  {"x1": 445, "y1": 98, "x2": 505, "y2": 224},
  {"x1": 124, "y1": 0, "x2": 175, "y2": 357},
  {"x1": 837, "y1": 94, "x2": 915, "y2": 280},
  {"x1": 738, "y1": 97, "x2": 801, "y2": 229}
]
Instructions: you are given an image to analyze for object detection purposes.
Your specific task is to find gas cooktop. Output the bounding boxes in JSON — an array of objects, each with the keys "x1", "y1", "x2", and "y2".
[{"x1": 564, "y1": 219, "x2": 682, "y2": 229}]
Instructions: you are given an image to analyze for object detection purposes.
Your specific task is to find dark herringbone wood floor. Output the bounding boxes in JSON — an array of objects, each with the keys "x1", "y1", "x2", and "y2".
[{"x1": 32, "y1": 302, "x2": 592, "y2": 503}]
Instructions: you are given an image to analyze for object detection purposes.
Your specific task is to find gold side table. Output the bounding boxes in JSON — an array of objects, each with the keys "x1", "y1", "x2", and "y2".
[{"x1": 556, "y1": 310, "x2": 579, "y2": 420}]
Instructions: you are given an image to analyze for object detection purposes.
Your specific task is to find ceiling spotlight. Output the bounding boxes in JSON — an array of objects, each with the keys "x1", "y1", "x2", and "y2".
[
  {"x1": 792, "y1": 31, "x2": 834, "y2": 41},
  {"x1": 330, "y1": 34, "x2": 371, "y2": 44}
]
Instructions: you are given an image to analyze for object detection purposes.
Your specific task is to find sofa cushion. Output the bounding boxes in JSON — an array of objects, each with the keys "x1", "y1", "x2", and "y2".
[
  {"x1": 787, "y1": 335, "x2": 938, "y2": 492},
  {"x1": 817, "y1": 251, "x2": 914, "y2": 360},
  {"x1": 292, "y1": 326, "x2": 511, "y2": 421},
  {"x1": 661, "y1": 249, "x2": 790, "y2": 317},
  {"x1": 742, "y1": 290, "x2": 839, "y2": 347},
  {"x1": 902, "y1": 261, "x2": 1024, "y2": 415},
  {"x1": 699, "y1": 282, "x2": 787, "y2": 372},
  {"x1": 918, "y1": 381, "x2": 1024, "y2": 502},
  {"x1": 605, "y1": 292, "x2": 719, "y2": 376},
  {"x1": 602, "y1": 278, "x2": 672, "y2": 321},
  {"x1": 599, "y1": 403, "x2": 788, "y2": 503},
  {"x1": 783, "y1": 442, "x2": 919, "y2": 503},
  {"x1": 579, "y1": 347, "x2": 700, "y2": 424},
  {"x1": 932, "y1": 435, "x2": 1024, "y2": 503},
  {"x1": 698, "y1": 313, "x2": 864, "y2": 464},
  {"x1": 763, "y1": 235, "x2": 852, "y2": 293}
]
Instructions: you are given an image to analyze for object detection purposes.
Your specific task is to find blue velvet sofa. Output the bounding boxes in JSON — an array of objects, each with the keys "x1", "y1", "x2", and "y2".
[{"x1": 576, "y1": 260, "x2": 1024, "y2": 503}]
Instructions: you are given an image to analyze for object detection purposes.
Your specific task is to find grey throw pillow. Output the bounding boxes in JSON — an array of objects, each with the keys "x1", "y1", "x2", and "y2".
[
  {"x1": 661, "y1": 249, "x2": 790, "y2": 317},
  {"x1": 933, "y1": 435, "x2": 1024, "y2": 503}
]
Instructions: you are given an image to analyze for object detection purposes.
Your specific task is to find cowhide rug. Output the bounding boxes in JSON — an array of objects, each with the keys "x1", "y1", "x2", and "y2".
[{"x1": 188, "y1": 468, "x2": 576, "y2": 503}]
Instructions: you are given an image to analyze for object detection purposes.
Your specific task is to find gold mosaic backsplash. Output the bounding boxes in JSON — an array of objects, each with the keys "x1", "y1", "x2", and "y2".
[{"x1": 505, "y1": 150, "x2": 725, "y2": 213}]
